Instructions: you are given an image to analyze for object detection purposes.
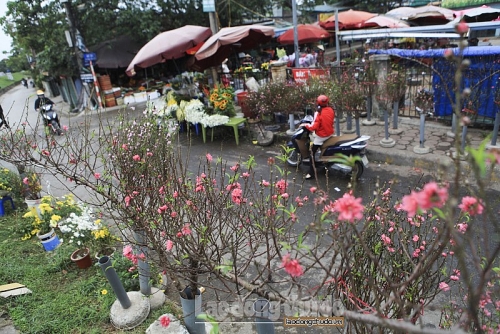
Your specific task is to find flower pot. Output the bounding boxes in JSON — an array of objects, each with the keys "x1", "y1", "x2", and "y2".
[
  {"x1": 71, "y1": 248, "x2": 92, "y2": 269},
  {"x1": 25, "y1": 198, "x2": 41, "y2": 210},
  {"x1": 94, "y1": 247, "x2": 116, "y2": 261},
  {"x1": 37, "y1": 228, "x2": 61, "y2": 252}
]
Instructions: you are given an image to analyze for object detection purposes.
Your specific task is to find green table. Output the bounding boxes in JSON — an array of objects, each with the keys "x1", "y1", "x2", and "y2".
[{"x1": 201, "y1": 117, "x2": 248, "y2": 146}]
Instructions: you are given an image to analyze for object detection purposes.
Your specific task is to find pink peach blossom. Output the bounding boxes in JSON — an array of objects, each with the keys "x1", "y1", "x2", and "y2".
[
  {"x1": 206, "y1": 153, "x2": 213, "y2": 162},
  {"x1": 232, "y1": 188, "x2": 243, "y2": 205},
  {"x1": 401, "y1": 191, "x2": 420, "y2": 217},
  {"x1": 419, "y1": 182, "x2": 448, "y2": 210},
  {"x1": 261, "y1": 180, "x2": 270, "y2": 187},
  {"x1": 125, "y1": 196, "x2": 131, "y2": 207},
  {"x1": 281, "y1": 254, "x2": 304, "y2": 277},
  {"x1": 381, "y1": 234, "x2": 391, "y2": 245},
  {"x1": 181, "y1": 223, "x2": 192, "y2": 236},
  {"x1": 439, "y1": 282, "x2": 450, "y2": 292},
  {"x1": 458, "y1": 196, "x2": 484, "y2": 216},
  {"x1": 330, "y1": 193, "x2": 364, "y2": 223},
  {"x1": 94, "y1": 173, "x2": 101, "y2": 179},
  {"x1": 133, "y1": 155, "x2": 141, "y2": 161},
  {"x1": 412, "y1": 235, "x2": 419, "y2": 242}
]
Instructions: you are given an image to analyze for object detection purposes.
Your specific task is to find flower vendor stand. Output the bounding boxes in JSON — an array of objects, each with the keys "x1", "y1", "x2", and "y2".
[{"x1": 201, "y1": 117, "x2": 247, "y2": 145}]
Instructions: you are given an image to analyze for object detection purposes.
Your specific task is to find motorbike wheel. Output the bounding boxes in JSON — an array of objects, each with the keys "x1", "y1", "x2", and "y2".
[
  {"x1": 351, "y1": 161, "x2": 364, "y2": 180},
  {"x1": 51, "y1": 121, "x2": 62, "y2": 136},
  {"x1": 286, "y1": 150, "x2": 300, "y2": 167}
]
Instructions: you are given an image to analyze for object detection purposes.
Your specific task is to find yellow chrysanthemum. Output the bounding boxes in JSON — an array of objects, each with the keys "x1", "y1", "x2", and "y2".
[
  {"x1": 23, "y1": 207, "x2": 37, "y2": 218},
  {"x1": 38, "y1": 203, "x2": 53, "y2": 214},
  {"x1": 101, "y1": 289, "x2": 108, "y2": 295},
  {"x1": 94, "y1": 219, "x2": 101, "y2": 225}
]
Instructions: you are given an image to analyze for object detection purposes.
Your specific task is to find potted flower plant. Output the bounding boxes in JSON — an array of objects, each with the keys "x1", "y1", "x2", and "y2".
[
  {"x1": 22, "y1": 196, "x2": 64, "y2": 251},
  {"x1": 92, "y1": 224, "x2": 120, "y2": 260},
  {"x1": 0, "y1": 168, "x2": 22, "y2": 198},
  {"x1": 58, "y1": 203, "x2": 100, "y2": 269},
  {"x1": 22, "y1": 168, "x2": 42, "y2": 208}
]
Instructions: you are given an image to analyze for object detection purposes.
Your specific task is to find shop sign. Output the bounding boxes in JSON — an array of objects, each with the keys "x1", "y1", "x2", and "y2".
[
  {"x1": 292, "y1": 69, "x2": 329, "y2": 84},
  {"x1": 80, "y1": 73, "x2": 94, "y2": 83}
]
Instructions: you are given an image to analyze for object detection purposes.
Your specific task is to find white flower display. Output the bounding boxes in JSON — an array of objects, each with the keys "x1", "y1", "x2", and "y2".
[
  {"x1": 58, "y1": 204, "x2": 99, "y2": 247},
  {"x1": 201, "y1": 114, "x2": 229, "y2": 128},
  {"x1": 184, "y1": 99, "x2": 207, "y2": 124}
]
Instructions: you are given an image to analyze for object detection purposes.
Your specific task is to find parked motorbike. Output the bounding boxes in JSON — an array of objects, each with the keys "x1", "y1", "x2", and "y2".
[
  {"x1": 38, "y1": 104, "x2": 63, "y2": 135},
  {"x1": 286, "y1": 115, "x2": 370, "y2": 179}
]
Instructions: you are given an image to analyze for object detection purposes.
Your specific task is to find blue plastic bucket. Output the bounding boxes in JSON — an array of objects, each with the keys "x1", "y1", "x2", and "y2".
[{"x1": 37, "y1": 229, "x2": 61, "y2": 251}]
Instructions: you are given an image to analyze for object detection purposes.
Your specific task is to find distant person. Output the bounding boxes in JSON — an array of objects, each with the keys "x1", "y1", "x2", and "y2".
[
  {"x1": 0, "y1": 105, "x2": 10, "y2": 129},
  {"x1": 21, "y1": 78, "x2": 28, "y2": 88}
]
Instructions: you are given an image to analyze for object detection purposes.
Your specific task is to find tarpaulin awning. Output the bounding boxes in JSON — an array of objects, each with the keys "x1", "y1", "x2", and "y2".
[
  {"x1": 126, "y1": 25, "x2": 212, "y2": 76},
  {"x1": 192, "y1": 25, "x2": 275, "y2": 71}
]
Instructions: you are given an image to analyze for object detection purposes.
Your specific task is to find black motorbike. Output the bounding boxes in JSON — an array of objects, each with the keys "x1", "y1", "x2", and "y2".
[
  {"x1": 286, "y1": 115, "x2": 370, "y2": 179},
  {"x1": 38, "y1": 104, "x2": 63, "y2": 135}
]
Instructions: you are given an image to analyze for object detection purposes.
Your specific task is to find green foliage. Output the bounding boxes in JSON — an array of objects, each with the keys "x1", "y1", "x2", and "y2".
[
  {"x1": 244, "y1": 78, "x2": 336, "y2": 117},
  {"x1": 0, "y1": 213, "x2": 174, "y2": 333},
  {"x1": 0, "y1": 168, "x2": 22, "y2": 199}
]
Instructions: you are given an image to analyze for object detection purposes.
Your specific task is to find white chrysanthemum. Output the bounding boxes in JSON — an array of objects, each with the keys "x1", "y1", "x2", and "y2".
[
  {"x1": 201, "y1": 115, "x2": 229, "y2": 128},
  {"x1": 184, "y1": 99, "x2": 207, "y2": 124}
]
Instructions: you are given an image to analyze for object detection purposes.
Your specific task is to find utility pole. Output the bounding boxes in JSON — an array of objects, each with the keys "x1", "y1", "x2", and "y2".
[
  {"x1": 204, "y1": 0, "x2": 219, "y2": 86},
  {"x1": 291, "y1": 0, "x2": 299, "y2": 68},
  {"x1": 61, "y1": 0, "x2": 84, "y2": 112}
]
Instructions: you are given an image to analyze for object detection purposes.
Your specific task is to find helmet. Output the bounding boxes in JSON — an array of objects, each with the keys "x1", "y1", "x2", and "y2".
[
  {"x1": 36, "y1": 90, "x2": 44, "y2": 95},
  {"x1": 316, "y1": 95, "x2": 329, "y2": 107}
]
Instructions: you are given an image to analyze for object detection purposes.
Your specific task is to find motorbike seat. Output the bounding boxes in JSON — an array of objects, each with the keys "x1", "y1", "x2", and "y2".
[{"x1": 321, "y1": 134, "x2": 358, "y2": 149}]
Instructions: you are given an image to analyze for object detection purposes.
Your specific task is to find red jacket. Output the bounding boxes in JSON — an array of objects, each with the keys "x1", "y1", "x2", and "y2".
[{"x1": 305, "y1": 106, "x2": 335, "y2": 137}]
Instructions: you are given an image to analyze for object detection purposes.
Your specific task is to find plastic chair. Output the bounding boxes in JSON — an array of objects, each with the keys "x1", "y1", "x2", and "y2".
[{"x1": 0, "y1": 195, "x2": 15, "y2": 217}]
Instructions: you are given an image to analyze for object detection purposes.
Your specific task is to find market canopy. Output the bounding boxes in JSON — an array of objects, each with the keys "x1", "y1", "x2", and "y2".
[
  {"x1": 277, "y1": 24, "x2": 330, "y2": 45},
  {"x1": 357, "y1": 15, "x2": 410, "y2": 29},
  {"x1": 386, "y1": 5, "x2": 454, "y2": 24},
  {"x1": 126, "y1": 25, "x2": 212, "y2": 76},
  {"x1": 89, "y1": 35, "x2": 141, "y2": 69},
  {"x1": 320, "y1": 10, "x2": 377, "y2": 30},
  {"x1": 453, "y1": 5, "x2": 500, "y2": 22},
  {"x1": 193, "y1": 25, "x2": 275, "y2": 71}
]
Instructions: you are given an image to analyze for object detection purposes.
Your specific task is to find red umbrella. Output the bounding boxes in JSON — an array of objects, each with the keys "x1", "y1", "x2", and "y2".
[
  {"x1": 320, "y1": 9, "x2": 377, "y2": 30},
  {"x1": 193, "y1": 25, "x2": 274, "y2": 71},
  {"x1": 277, "y1": 24, "x2": 330, "y2": 45},
  {"x1": 125, "y1": 25, "x2": 212, "y2": 76}
]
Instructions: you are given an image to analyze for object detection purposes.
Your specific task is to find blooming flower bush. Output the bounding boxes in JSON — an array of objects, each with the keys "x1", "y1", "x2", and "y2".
[
  {"x1": 209, "y1": 85, "x2": 235, "y2": 117},
  {"x1": 21, "y1": 195, "x2": 81, "y2": 237},
  {"x1": 4, "y1": 27, "x2": 500, "y2": 333},
  {"x1": 58, "y1": 203, "x2": 100, "y2": 249},
  {"x1": 22, "y1": 169, "x2": 42, "y2": 200}
]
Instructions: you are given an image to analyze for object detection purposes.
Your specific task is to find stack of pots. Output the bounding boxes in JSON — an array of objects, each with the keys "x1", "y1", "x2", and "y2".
[{"x1": 98, "y1": 75, "x2": 116, "y2": 108}]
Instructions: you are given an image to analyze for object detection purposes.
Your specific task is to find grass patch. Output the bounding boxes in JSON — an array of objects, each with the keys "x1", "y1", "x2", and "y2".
[
  {"x1": 0, "y1": 72, "x2": 28, "y2": 89},
  {"x1": 0, "y1": 210, "x2": 180, "y2": 333}
]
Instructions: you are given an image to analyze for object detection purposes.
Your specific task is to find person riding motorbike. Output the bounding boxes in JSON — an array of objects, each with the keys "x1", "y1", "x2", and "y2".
[
  {"x1": 34, "y1": 90, "x2": 54, "y2": 111},
  {"x1": 299, "y1": 95, "x2": 335, "y2": 180}
]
